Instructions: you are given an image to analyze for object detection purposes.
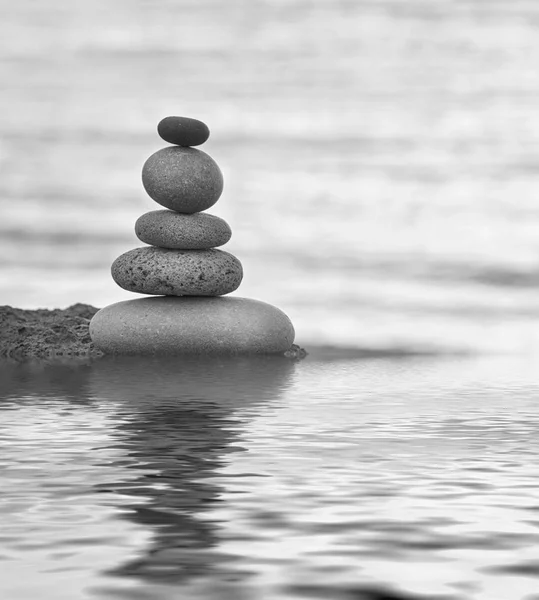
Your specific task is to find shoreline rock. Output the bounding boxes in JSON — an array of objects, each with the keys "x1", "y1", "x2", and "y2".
[
  {"x1": 0, "y1": 304, "x2": 103, "y2": 360},
  {"x1": 0, "y1": 304, "x2": 307, "y2": 362}
]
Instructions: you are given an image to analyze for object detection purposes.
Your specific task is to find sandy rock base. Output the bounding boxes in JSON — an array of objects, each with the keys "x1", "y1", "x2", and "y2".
[{"x1": 0, "y1": 304, "x2": 103, "y2": 360}]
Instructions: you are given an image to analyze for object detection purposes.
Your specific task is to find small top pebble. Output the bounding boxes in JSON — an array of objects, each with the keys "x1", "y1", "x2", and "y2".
[{"x1": 157, "y1": 116, "x2": 210, "y2": 147}]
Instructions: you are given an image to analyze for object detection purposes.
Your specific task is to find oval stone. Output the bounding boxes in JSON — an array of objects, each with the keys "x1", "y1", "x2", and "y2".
[
  {"x1": 157, "y1": 116, "x2": 210, "y2": 147},
  {"x1": 142, "y1": 147, "x2": 223, "y2": 214},
  {"x1": 89, "y1": 296, "x2": 296, "y2": 355},
  {"x1": 135, "y1": 210, "x2": 232, "y2": 249},
  {"x1": 111, "y1": 247, "x2": 242, "y2": 296}
]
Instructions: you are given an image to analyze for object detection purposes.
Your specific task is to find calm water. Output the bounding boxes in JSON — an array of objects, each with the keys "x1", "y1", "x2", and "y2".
[
  {"x1": 2, "y1": 353, "x2": 539, "y2": 600},
  {"x1": 2, "y1": 0, "x2": 539, "y2": 353}
]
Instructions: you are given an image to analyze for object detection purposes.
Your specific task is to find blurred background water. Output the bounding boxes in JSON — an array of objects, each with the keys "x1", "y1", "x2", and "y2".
[{"x1": 2, "y1": 0, "x2": 539, "y2": 354}]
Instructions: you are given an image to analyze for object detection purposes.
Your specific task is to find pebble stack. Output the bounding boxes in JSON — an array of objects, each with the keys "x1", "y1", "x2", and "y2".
[{"x1": 90, "y1": 116, "x2": 295, "y2": 355}]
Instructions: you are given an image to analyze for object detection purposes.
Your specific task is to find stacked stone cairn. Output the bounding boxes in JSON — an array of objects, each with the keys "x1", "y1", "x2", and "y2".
[{"x1": 90, "y1": 116, "x2": 296, "y2": 355}]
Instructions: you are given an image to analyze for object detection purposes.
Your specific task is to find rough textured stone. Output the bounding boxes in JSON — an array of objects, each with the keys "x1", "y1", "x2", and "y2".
[
  {"x1": 157, "y1": 116, "x2": 210, "y2": 147},
  {"x1": 0, "y1": 304, "x2": 103, "y2": 360},
  {"x1": 135, "y1": 210, "x2": 232, "y2": 249},
  {"x1": 89, "y1": 296, "x2": 295, "y2": 355},
  {"x1": 111, "y1": 246, "x2": 242, "y2": 296},
  {"x1": 142, "y1": 147, "x2": 223, "y2": 214}
]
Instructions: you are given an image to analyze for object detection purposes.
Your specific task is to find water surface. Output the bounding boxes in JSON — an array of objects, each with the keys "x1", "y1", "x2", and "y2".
[{"x1": 1, "y1": 353, "x2": 539, "y2": 599}]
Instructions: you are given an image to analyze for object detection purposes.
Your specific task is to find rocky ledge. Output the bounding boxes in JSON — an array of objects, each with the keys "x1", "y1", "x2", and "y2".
[
  {"x1": 0, "y1": 304, "x2": 307, "y2": 361},
  {"x1": 0, "y1": 304, "x2": 103, "y2": 360}
]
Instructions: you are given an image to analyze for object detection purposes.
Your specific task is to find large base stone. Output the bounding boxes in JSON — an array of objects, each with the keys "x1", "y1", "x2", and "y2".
[{"x1": 89, "y1": 296, "x2": 295, "y2": 355}]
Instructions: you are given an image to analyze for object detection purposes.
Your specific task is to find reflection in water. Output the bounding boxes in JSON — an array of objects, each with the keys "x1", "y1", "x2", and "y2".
[
  {"x1": 88, "y1": 356, "x2": 295, "y2": 585},
  {"x1": 0, "y1": 359, "x2": 94, "y2": 402},
  {"x1": 3, "y1": 356, "x2": 539, "y2": 599}
]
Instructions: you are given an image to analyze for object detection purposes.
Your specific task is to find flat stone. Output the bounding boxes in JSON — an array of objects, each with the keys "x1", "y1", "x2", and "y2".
[
  {"x1": 135, "y1": 210, "x2": 232, "y2": 249},
  {"x1": 157, "y1": 116, "x2": 210, "y2": 147},
  {"x1": 142, "y1": 147, "x2": 223, "y2": 214},
  {"x1": 89, "y1": 296, "x2": 295, "y2": 355},
  {"x1": 111, "y1": 247, "x2": 242, "y2": 296}
]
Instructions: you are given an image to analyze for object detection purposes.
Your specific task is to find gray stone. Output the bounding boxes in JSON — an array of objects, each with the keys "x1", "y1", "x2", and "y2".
[
  {"x1": 111, "y1": 246, "x2": 242, "y2": 296},
  {"x1": 157, "y1": 116, "x2": 210, "y2": 147},
  {"x1": 89, "y1": 296, "x2": 295, "y2": 355},
  {"x1": 135, "y1": 210, "x2": 232, "y2": 249},
  {"x1": 142, "y1": 147, "x2": 223, "y2": 214}
]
